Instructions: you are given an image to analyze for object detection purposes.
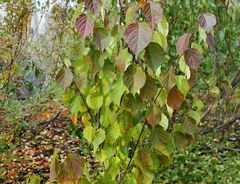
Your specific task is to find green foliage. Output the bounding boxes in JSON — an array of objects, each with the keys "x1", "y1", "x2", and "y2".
[{"x1": 50, "y1": 0, "x2": 225, "y2": 183}]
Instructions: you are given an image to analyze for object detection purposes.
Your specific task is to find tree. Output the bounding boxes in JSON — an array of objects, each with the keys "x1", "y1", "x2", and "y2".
[{"x1": 50, "y1": 1, "x2": 219, "y2": 183}]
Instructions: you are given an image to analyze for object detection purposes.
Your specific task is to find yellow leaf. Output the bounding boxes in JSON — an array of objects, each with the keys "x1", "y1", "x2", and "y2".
[
  {"x1": 70, "y1": 113, "x2": 78, "y2": 125},
  {"x1": 139, "y1": 0, "x2": 145, "y2": 8}
]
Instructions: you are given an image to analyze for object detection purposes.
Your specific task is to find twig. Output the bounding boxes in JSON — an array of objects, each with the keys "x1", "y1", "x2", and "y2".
[
  {"x1": 118, "y1": 119, "x2": 147, "y2": 184},
  {"x1": 200, "y1": 114, "x2": 240, "y2": 135}
]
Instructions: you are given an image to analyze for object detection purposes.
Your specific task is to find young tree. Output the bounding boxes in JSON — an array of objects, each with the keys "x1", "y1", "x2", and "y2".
[{"x1": 48, "y1": 1, "x2": 217, "y2": 183}]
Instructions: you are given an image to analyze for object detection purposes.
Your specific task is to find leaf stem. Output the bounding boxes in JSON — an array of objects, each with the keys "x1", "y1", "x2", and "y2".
[{"x1": 118, "y1": 119, "x2": 147, "y2": 184}]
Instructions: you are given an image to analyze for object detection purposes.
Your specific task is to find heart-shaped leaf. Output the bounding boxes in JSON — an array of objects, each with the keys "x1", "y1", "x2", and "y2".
[
  {"x1": 84, "y1": 0, "x2": 102, "y2": 16},
  {"x1": 56, "y1": 68, "x2": 73, "y2": 89},
  {"x1": 75, "y1": 14, "x2": 94, "y2": 39},
  {"x1": 167, "y1": 88, "x2": 184, "y2": 111},
  {"x1": 184, "y1": 48, "x2": 202, "y2": 71},
  {"x1": 176, "y1": 33, "x2": 191, "y2": 56},
  {"x1": 143, "y1": 2, "x2": 163, "y2": 30},
  {"x1": 145, "y1": 42, "x2": 165, "y2": 73},
  {"x1": 123, "y1": 64, "x2": 146, "y2": 94},
  {"x1": 140, "y1": 73, "x2": 158, "y2": 101},
  {"x1": 199, "y1": 13, "x2": 216, "y2": 33},
  {"x1": 93, "y1": 28, "x2": 111, "y2": 51},
  {"x1": 160, "y1": 69, "x2": 176, "y2": 92},
  {"x1": 124, "y1": 22, "x2": 152, "y2": 57},
  {"x1": 150, "y1": 125, "x2": 171, "y2": 151},
  {"x1": 146, "y1": 104, "x2": 162, "y2": 128}
]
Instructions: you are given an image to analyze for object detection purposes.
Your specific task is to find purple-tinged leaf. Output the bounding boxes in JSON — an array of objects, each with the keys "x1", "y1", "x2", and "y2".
[
  {"x1": 143, "y1": 2, "x2": 163, "y2": 30},
  {"x1": 199, "y1": 13, "x2": 216, "y2": 33},
  {"x1": 176, "y1": 33, "x2": 191, "y2": 56},
  {"x1": 75, "y1": 14, "x2": 94, "y2": 39},
  {"x1": 184, "y1": 48, "x2": 202, "y2": 71},
  {"x1": 56, "y1": 68, "x2": 73, "y2": 89},
  {"x1": 84, "y1": 0, "x2": 102, "y2": 16},
  {"x1": 93, "y1": 28, "x2": 111, "y2": 51},
  {"x1": 206, "y1": 32, "x2": 215, "y2": 51},
  {"x1": 124, "y1": 22, "x2": 152, "y2": 57}
]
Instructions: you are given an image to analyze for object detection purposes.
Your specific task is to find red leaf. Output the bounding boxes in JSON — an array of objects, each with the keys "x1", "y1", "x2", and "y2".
[
  {"x1": 84, "y1": 0, "x2": 102, "y2": 16},
  {"x1": 124, "y1": 22, "x2": 152, "y2": 56},
  {"x1": 184, "y1": 48, "x2": 202, "y2": 71},
  {"x1": 176, "y1": 33, "x2": 191, "y2": 56},
  {"x1": 75, "y1": 14, "x2": 94, "y2": 39},
  {"x1": 167, "y1": 88, "x2": 184, "y2": 111},
  {"x1": 143, "y1": 2, "x2": 163, "y2": 30}
]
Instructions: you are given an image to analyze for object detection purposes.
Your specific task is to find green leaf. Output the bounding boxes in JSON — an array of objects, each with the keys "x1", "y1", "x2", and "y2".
[
  {"x1": 159, "y1": 113, "x2": 169, "y2": 130},
  {"x1": 92, "y1": 128, "x2": 106, "y2": 152},
  {"x1": 93, "y1": 28, "x2": 111, "y2": 51},
  {"x1": 76, "y1": 72, "x2": 88, "y2": 92},
  {"x1": 86, "y1": 88, "x2": 103, "y2": 111},
  {"x1": 183, "y1": 116, "x2": 197, "y2": 137},
  {"x1": 118, "y1": 110, "x2": 133, "y2": 133},
  {"x1": 140, "y1": 73, "x2": 158, "y2": 101},
  {"x1": 121, "y1": 174, "x2": 137, "y2": 184},
  {"x1": 123, "y1": 64, "x2": 146, "y2": 94},
  {"x1": 193, "y1": 99, "x2": 204, "y2": 112},
  {"x1": 161, "y1": 69, "x2": 176, "y2": 92},
  {"x1": 187, "y1": 110, "x2": 201, "y2": 124},
  {"x1": 125, "y1": 6, "x2": 137, "y2": 26},
  {"x1": 56, "y1": 68, "x2": 73, "y2": 89},
  {"x1": 177, "y1": 75, "x2": 190, "y2": 96},
  {"x1": 146, "y1": 104, "x2": 162, "y2": 128},
  {"x1": 174, "y1": 131, "x2": 188, "y2": 151},
  {"x1": 100, "y1": 106, "x2": 116, "y2": 128},
  {"x1": 27, "y1": 175, "x2": 41, "y2": 184},
  {"x1": 83, "y1": 125, "x2": 95, "y2": 143},
  {"x1": 106, "y1": 122, "x2": 121, "y2": 144},
  {"x1": 135, "y1": 148, "x2": 153, "y2": 170},
  {"x1": 145, "y1": 42, "x2": 165, "y2": 73},
  {"x1": 151, "y1": 31, "x2": 167, "y2": 51},
  {"x1": 69, "y1": 96, "x2": 87, "y2": 114},
  {"x1": 150, "y1": 125, "x2": 171, "y2": 152},
  {"x1": 157, "y1": 16, "x2": 169, "y2": 37},
  {"x1": 136, "y1": 167, "x2": 153, "y2": 184},
  {"x1": 62, "y1": 89, "x2": 75, "y2": 106},
  {"x1": 50, "y1": 149, "x2": 60, "y2": 181},
  {"x1": 95, "y1": 150, "x2": 107, "y2": 162},
  {"x1": 109, "y1": 75, "x2": 127, "y2": 106}
]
